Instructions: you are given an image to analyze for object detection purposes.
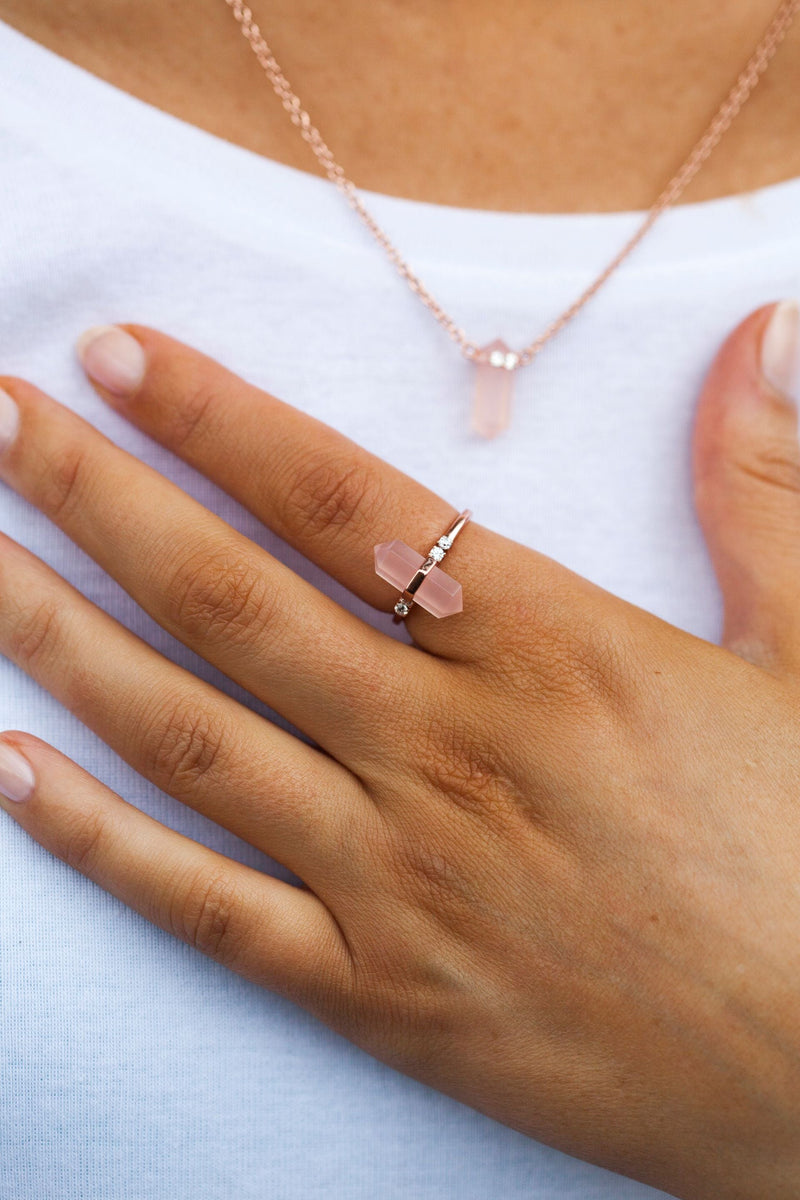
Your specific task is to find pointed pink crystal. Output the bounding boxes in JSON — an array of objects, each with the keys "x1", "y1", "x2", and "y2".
[
  {"x1": 416, "y1": 565, "x2": 463, "y2": 618},
  {"x1": 471, "y1": 338, "x2": 516, "y2": 439},
  {"x1": 373, "y1": 539, "x2": 424, "y2": 591},
  {"x1": 374, "y1": 540, "x2": 463, "y2": 618}
]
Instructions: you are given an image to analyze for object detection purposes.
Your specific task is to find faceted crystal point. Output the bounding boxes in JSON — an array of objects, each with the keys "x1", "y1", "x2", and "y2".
[
  {"x1": 374, "y1": 540, "x2": 463, "y2": 618},
  {"x1": 374, "y1": 539, "x2": 425, "y2": 592},
  {"x1": 471, "y1": 338, "x2": 517, "y2": 439},
  {"x1": 415, "y1": 567, "x2": 463, "y2": 618}
]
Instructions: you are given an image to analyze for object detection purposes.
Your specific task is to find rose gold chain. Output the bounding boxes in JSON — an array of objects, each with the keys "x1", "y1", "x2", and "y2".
[{"x1": 224, "y1": 0, "x2": 799, "y2": 366}]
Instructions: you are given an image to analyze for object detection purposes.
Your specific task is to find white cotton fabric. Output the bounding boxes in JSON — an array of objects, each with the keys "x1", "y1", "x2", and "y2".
[{"x1": 0, "y1": 17, "x2": 799, "y2": 1198}]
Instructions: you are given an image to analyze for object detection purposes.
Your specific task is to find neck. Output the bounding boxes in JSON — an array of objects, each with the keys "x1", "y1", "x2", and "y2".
[{"x1": 2, "y1": 0, "x2": 799, "y2": 211}]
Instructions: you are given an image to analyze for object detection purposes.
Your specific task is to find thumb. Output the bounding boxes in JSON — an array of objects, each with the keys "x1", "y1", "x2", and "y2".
[{"x1": 693, "y1": 300, "x2": 800, "y2": 673}]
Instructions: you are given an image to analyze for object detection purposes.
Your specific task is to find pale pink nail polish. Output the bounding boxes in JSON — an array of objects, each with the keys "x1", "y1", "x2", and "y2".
[
  {"x1": 75, "y1": 325, "x2": 146, "y2": 397},
  {"x1": 0, "y1": 739, "x2": 35, "y2": 803},
  {"x1": 761, "y1": 300, "x2": 800, "y2": 403},
  {"x1": 0, "y1": 386, "x2": 20, "y2": 454}
]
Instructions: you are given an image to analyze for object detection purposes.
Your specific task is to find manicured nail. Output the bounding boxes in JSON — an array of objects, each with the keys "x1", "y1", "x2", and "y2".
[
  {"x1": 0, "y1": 739, "x2": 35, "y2": 803},
  {"x1": 761, "y1": 300, "x2": 800, "y2": 402},
  {"x1": 0, "y1": 387, "x2": 20, "y2": 454},
  {"x1": 76, "y1": 325, "x2": 146, "y2": 397}
]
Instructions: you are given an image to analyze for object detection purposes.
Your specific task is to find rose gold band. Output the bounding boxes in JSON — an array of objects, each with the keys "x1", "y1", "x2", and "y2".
[{"x1": 403, "y1": 509, "x2": 470, "y2": 589}]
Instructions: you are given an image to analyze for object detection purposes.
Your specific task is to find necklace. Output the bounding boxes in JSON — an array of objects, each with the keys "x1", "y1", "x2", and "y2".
[{"x1": 223, "y1": 0, "x2": 799, "y2": 437}]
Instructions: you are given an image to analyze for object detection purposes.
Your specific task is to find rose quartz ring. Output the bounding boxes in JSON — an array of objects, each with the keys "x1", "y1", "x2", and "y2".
[{"x1": 374, "y1": 509, "x2": 472, "y2": 620}]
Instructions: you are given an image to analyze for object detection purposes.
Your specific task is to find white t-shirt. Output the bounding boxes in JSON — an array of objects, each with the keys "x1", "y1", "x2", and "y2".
[{"x1": 1, "y1": 18, "x2": 798, "y2": 1199}]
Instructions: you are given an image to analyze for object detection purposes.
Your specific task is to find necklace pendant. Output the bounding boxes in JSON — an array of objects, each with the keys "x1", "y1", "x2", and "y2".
[{"x1": 471, "y1": 339, "x2": 520, "y2": 439}]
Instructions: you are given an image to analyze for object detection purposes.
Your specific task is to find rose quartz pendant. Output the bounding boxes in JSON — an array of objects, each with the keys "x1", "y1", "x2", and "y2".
[
  {"x1": 471, "y1": 339, "x2": 520, "y2": 439},
  {"x1": 374, "y1": 540, "x2": 463, "y2": 618}
]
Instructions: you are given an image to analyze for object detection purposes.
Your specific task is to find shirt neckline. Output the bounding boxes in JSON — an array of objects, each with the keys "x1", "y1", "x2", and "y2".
[{"x1": 2, "y1": 15, "x2": 799, "y2": 276}]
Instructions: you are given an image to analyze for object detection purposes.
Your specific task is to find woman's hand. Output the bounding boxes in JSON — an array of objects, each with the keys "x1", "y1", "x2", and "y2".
[{"x1": 0, "y1": 303, "x2": 798, "y2": 1200}]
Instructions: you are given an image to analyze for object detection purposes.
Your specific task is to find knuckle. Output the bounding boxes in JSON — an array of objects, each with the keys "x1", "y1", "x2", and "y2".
[
  {"x1": 58, "y1": 808, "x2": 110, "y2": 877},
  {"x1": 171, "y1": 867, "x2": 245, "y2": 965},
  {"x1": 166, "y1": 545, "x2": 280, "y2": 648},
  {"x1": 9, "y1": 597, "x2": 64, "y2": 674},
  {"x1": 349, "y1": 952, "x2": 455, "y2": 1052},
  {"x1": 413, "y1": 698, "x2": 521, "y2": 828},
  {"x1": 419, "y1": 727, "x2": 514, "y2": 823},
  {"x1": 280, "y1": 451, "x2": 383, "y2": 544},
  {"x1": 725, "y1": 441, "x2": 800, "y2": 498},
  {"x1": 34, "y1": 441, "x2": 92, "y2": 522},
  {"x1": 143, "y1": 692, "x2": 226, "y2": 797},
  {"x1": 385, "y1": 827, "x2": 469, "y2": 915},
  {"x1": 541, "y1": 622, "x2": 629, "y2": 711},
  {"x1": 497, "y1": 587, "x2": 635, "y2": 717}
]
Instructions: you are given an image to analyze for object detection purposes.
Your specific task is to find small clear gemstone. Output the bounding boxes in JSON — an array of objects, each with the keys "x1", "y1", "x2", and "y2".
[
  {"x1": 394, "y1": 599, "x2": 411, "y2": 616},
  {"x1": 488, "y1": 349, "x2": 506, "y2": 368},
  {"x1": 429, "y1": 545, "x2": 445, "y2": 562},
  {"x1": 438, "y1": 536, "x2": 452, "y2": 550},
  {"x1": 503, "y1": 351, "x2": 520, "y2": 370}
]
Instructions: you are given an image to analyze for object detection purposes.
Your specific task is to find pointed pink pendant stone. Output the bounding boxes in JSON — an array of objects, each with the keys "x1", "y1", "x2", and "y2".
[
  {"x1": 374, "y1": 540, "x2": 463, "y2": 618},
  {"x1": 471, "y1": 338, "x2": 518, "y2": 439}
]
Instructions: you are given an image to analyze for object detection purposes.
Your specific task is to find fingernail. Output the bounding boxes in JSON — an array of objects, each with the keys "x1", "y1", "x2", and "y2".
[
  {"x1": 0, "y1": 386, "x2": 20, "y2": 454},
  {"x1": 0, "y1": 739, "x2": 35, "y2": 803},
  {"x1": 76, "y1": 325, "x2": 146, "y2": 397},
  {"x1": 761, "y1": 300, "x2": 800, "y2": 402}
]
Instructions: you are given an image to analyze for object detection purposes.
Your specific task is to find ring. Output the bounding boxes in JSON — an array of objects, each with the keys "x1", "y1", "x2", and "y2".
[{"x1": 373, "y1": 509, "x2": 473, "y2": 620}]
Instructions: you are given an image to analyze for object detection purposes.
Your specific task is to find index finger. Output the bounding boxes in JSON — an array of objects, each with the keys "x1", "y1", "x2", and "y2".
[{"x1": 76, "y1": 324, "x2": 515, "y2": 661}]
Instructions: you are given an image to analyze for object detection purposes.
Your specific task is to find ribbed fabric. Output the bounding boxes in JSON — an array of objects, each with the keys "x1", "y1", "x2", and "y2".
[{"x1": 0, "y1": 17, "x2": 798, "y2": 1199}]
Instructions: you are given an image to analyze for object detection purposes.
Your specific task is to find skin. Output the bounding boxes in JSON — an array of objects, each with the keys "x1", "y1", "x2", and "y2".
[
  {"x1": 0, "y1": 310, "x2": 799, "y2": 1199},
  {"x1": 0, "y1": 3, "x2": 799, "y2": 1196},
  {"x1": 0, "y1": 0, "x2": 799, "y2": 210}
]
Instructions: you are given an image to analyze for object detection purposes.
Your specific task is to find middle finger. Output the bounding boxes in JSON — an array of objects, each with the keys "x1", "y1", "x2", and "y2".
[{"x1": 0, "y1": 376, "x2": 420, "y2": 763}]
